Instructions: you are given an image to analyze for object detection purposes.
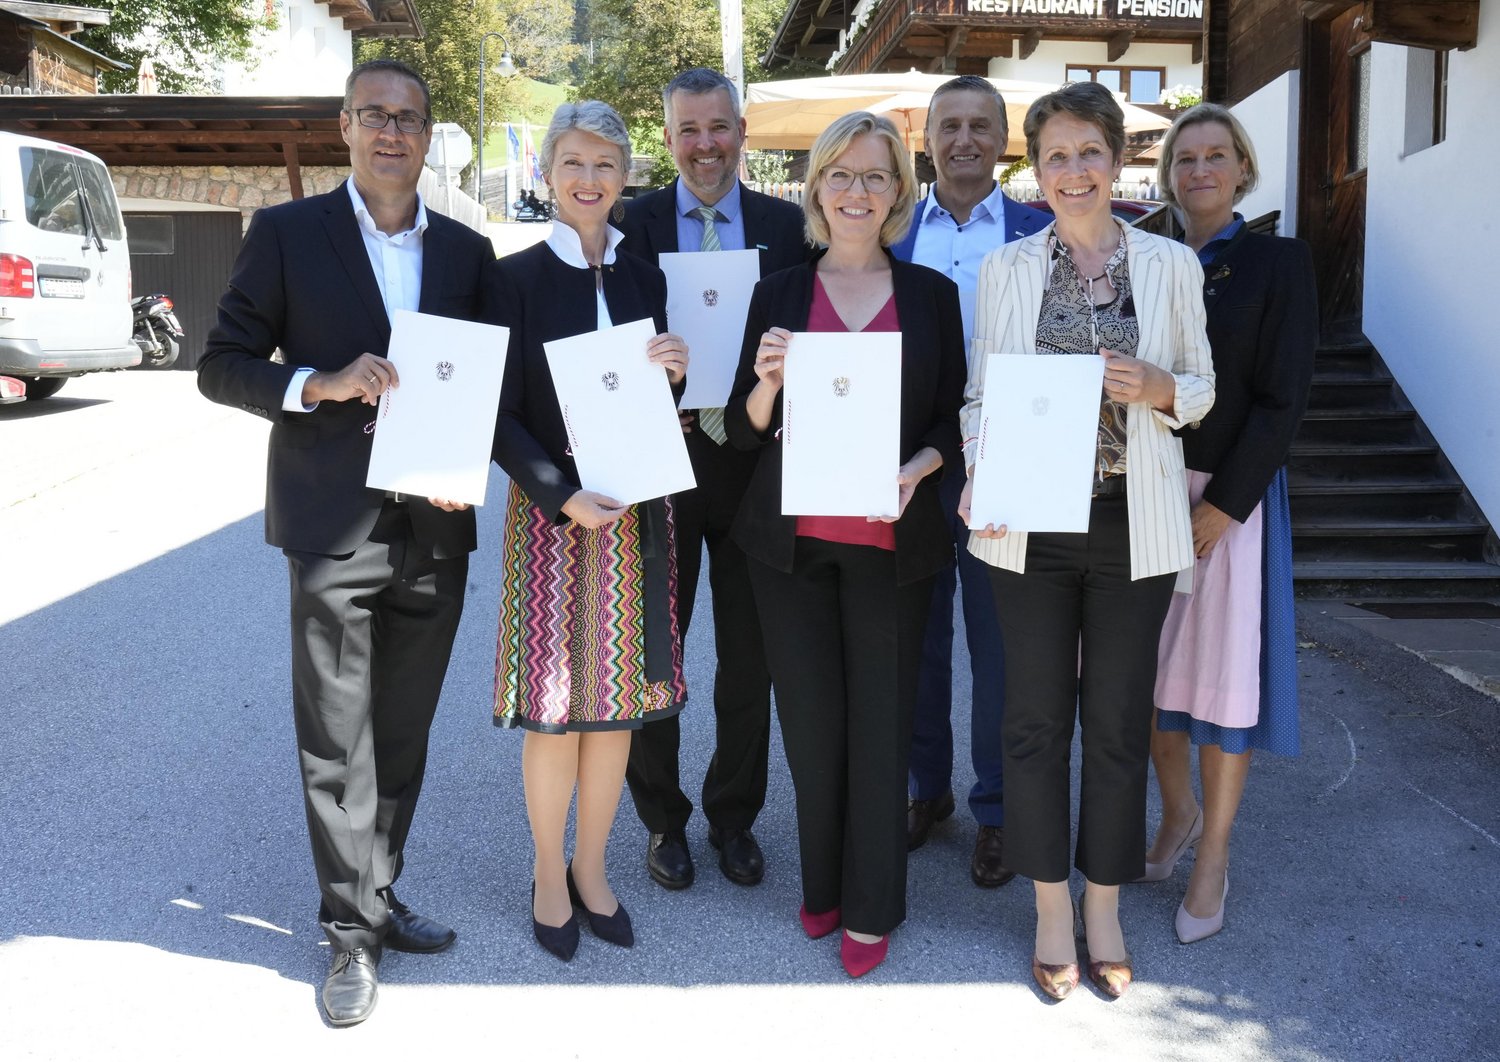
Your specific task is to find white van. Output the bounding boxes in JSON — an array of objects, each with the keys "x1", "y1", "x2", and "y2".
[{"x1": 0, "y1": 130, "x2": 137, "y2": 399}]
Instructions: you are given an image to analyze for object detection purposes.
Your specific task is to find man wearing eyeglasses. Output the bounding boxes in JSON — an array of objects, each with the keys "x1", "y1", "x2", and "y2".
[
  {"x1": 888, "y1": 75, "x2": 1049, "y2": 890},
  {"x1": 198, "y1": 58, "x2": 494, "y2": 1026}
]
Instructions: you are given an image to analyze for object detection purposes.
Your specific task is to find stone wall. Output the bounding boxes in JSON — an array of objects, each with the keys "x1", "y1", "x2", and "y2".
[{"x1": 112, "y1": 166, "x2": 348, "y2": 227}]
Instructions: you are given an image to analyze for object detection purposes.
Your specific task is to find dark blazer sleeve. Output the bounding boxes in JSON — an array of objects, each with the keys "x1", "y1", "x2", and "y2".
[
  {"x1": 197, "y1": 208, "x2": 300, "y2": 419},
  {"x1": 1201, "y1": 238, "x2": 1318, "y2": 522},
  {"x1": 488, "y1": 257, "x2": 580, "y2": 522},
  {"x1": 920, "y1": 268, "x2": 965, "y2": 472}
]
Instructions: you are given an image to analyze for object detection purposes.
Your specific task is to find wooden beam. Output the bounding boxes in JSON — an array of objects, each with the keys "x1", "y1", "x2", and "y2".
[
  {"x1": 1020, "y1": 28, "x2": 1042, "y2": 60},
  {"x1": 1107, "y1": 30, "x2": 1134, "y2": 62},
  {"x1": 811, "y1": 14, "x2": 845, "y2": 29},
  {"x1": 283, "y1": 142, "x2": 304, "y2": 200},
  {"x1": 1366, "y1": 0, "x2": 1479, "y2": 51},
  {"x1": 945, "y1": 26, "x2": 969, "y2": 59},
  {"x1": 1191, "y1": 34, "x2": 1201, "y2": 64},
  {"x1": 50, "y1": 129, "x2": 340, "y2": 146}
]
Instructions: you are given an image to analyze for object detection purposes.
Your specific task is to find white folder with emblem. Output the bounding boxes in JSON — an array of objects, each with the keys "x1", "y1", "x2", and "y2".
[
  {"x1": 659, "y1": 248, "x2": 761, "y2": 409},
  {"x1": 544, "y1": 316, "x2": 696, "y2": 506},
  {"x1": 365, "y1": 308, "x2": 510, "y2": 506},
  {"x1": 968, "y1": 352, "x2": 1106, "y2": 533},
  {"x1": 780, "y1": 331, "x2": 901, "y2": 517}
]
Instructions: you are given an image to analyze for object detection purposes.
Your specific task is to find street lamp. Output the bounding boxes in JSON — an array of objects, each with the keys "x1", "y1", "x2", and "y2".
[{"x1": 475, "y1": 31, "x2": 518, "y2": 205}]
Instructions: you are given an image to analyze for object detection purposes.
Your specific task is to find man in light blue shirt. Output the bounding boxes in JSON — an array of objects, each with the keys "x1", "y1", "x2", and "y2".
[{"x1": 890, "y1": 75, "x2": 1050, "y2": 889}]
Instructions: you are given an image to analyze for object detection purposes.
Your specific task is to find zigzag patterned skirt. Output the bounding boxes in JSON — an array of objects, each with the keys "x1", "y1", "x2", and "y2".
[{"x1": 493, "y1": 480, "x2": 687, "y2": 733}]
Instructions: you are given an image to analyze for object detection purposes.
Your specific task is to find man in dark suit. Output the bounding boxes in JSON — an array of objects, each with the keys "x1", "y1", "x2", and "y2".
[
  {"x1": 197, "y1": 59, "x2": 494, "y2": 1026},
  {"x1": 889, "y1": 75, "x2": 1050, "y2": 889},
  {"x1": 618, "y1": 67, "x2": 806, "y2": 890}
]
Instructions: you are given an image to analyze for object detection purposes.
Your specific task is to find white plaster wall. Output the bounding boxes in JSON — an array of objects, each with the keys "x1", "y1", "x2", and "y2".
[
  {"x1": 1363, "y1": 9, "x2": 1500, "y2": 527},
  {"x1": 221, "y1": 0, "x2": 354, "y2": 96},
  {"x1": 1227, "y1": 70, "x2": 1299, "y2": 234},
  {"x1": 987, "y1": 40, "x2": 1200, "y2": 99}
]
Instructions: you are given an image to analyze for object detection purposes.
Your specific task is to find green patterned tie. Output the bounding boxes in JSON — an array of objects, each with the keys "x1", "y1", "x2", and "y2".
[{"x1": 692, "y1": 205, "x2": 728, "y2": 445}]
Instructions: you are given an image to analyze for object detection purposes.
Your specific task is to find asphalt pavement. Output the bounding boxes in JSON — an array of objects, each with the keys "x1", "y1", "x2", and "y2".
[{"x1": 1, "y1": 370, "x2": 1497, "y2": 1061}]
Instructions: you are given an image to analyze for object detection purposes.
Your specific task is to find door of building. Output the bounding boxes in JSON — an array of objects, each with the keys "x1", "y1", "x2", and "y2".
[
  {"x1": 125, "y1": 210, "x2": 243, "y2": 370},
  {"x1": 1300, "y1": 6, "x2": 1370, "y2": 333}
]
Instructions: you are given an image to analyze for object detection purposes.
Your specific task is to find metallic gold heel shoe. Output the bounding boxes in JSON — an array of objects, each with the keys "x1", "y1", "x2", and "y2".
[
  {"x1": 1031, "y1": 955, "x2": 1081, "y2": 1000},
  {"x1": 1136, "y1": 807, "x2": 1203, "y2": 882},
  {"x1": 1175, "y1": 869, "x2": 1229, "y2": 944},
  {"x1": 1086, "y1": 955, "x2": 1134, "y2": 998}
]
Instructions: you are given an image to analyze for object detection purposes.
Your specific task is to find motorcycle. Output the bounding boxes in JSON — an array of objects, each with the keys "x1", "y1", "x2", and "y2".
[
  {"x1": 512, "y1": 196, "x2": 552, "y2": 223},
  {"x1": 131, "y1": 293, "x2": 185, "y2": 370}
]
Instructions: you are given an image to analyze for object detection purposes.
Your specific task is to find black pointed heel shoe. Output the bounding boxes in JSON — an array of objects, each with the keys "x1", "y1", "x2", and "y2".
[
  {"x1": 531, "y1": 881, "x2": 579, "y2": 961},
  {"x1": 567, "y1": 863, "x2": 635, "y2": 948}
]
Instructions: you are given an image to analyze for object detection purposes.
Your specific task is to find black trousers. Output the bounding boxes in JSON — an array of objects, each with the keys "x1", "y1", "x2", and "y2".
[
  {"x1": 749, "y1": 538, "x2": 932, "y2": 936},
  {"x1": 285, "y1": 499, "x2": 467, "y2": 951},
  {"x1": 627, "y1": 429, "x2": 771, "y2": 834},
  {"x1": 986, "y1": 494, "x2": 1175, "y2": 886}
]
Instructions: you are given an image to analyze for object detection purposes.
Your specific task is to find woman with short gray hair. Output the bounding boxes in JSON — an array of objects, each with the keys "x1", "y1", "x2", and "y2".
[{"x1": 489, "y1": 99, "x2": 690, "y2": 963}]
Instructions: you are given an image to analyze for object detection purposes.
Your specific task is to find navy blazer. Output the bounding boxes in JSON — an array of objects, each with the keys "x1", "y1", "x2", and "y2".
[
  {"x1": 1181, "y1": 228, "x2": 1318, "y2": 522},
  {"x1": 618, "y1": 178, "x2": 808, "y2": 281},
  {"x1": 887, "y1": 188, "x2": 1051, "y2": 262},
  {"x1": 724, "y1": 252, "x2": 966, "y2": 585},
  {"x1": 198, "y1": 186, "x2": 494, "y2": 558},
  {"x1": 486, "y1": 240, "x2": 673, "y2": 523}
]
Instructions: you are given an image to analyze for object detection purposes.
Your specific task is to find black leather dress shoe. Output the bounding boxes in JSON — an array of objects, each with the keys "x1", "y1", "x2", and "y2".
[
  {"x1": 907, "y1": 789, "x2": 956, "y2": 852},
  {"x1": 322, "y1": 947, "x2": 379, "y2": 1026},
  {"x1": 646, "y1": 829, "x2": 695, "y2": 889},
  {"x1": 381, "y1": 888, "x2": 457, "y2": 953},
  {"x1": 707, "y1": 825, "x2": 765, "y2": 886},
  {"x1": 970, "y1": 825, "x2": 1017, "y2": 887}
]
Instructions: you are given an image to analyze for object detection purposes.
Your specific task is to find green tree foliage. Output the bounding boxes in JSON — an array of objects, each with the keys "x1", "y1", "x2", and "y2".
[
  {"x1": 356, "y1": 0, "x2": 578, "y2": 151},
  {"x1": 576, "y1": 0, "x2": 803, "y2": 186},
  {"x1": 80, "y1": 0, "x2": 262, "y2": 93}
]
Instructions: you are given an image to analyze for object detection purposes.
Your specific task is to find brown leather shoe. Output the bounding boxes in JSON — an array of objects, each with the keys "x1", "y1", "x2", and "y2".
[
  {"x1": 906, "y1": 790, "x2": 955, "y2": 851},
  {"x1": 970, "y1": 825, "x2": 1016, "y2": 888}
]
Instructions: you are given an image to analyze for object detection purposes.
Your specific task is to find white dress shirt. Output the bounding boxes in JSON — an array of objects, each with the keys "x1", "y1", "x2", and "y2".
[
  {"x1": 282, "y1": 178, "x2": 430, "y2": 411},
  {"x1": 909, "y1": 182, "x2": 1010, "y2": 371},
  {"x1": 546, "y1": 219, "x2": 626, "y2": 328}
]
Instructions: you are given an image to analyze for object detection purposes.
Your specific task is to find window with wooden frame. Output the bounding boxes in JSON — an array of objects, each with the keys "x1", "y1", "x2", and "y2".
[
  {"x1": 1401, "y1": 46, "x2": 1449, "y2": 155},
  {"x1": 1064, "y1": 65, "x2": 1166, "y2": 103}
]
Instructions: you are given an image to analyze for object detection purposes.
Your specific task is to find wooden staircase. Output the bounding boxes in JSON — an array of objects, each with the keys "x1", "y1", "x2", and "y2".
[{"x1": 1289, "y1": 338, "x2": 1500, "y2": 598}]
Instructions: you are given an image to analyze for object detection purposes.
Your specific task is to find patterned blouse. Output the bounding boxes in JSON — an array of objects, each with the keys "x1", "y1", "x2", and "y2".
[{"x1": 1035, "y1": 231, "x2": 1140, "y2": 482}]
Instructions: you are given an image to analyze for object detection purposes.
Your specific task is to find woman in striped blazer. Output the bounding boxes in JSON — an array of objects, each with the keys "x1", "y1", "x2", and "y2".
[{"x1": 957, "y1": 82, "x2": 1214, "y2": 1000}]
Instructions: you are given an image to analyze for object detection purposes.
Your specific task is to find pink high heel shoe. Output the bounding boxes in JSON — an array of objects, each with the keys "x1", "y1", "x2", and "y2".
[{"x1": 1136, "y1": 808, "x2": 1203, "y2": 882}]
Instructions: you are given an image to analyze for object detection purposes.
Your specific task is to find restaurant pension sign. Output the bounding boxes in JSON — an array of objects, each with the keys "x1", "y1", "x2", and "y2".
[{"x1": 963, "y1": 0, "x2": 1204, "y2": 25}]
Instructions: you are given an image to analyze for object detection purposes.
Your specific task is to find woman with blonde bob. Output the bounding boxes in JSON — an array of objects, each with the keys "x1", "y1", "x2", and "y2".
[
  {"x1": 724, "y1": 111, "x2": 966, "y2": 977},
  {"x1": 1140, "y1": 102, "x2": 1316, "y2": 944}
]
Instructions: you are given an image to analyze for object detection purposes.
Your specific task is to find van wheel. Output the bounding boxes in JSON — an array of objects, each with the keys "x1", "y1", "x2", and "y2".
[{"x1": 22, "y1": 377, "x2": 65, "y2": 400}]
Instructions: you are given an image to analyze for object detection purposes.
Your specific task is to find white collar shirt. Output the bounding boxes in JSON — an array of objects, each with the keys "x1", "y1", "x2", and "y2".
[
  {"x1": 909, "y1": 181, "x2": 1008, "y2": 369},
  {"x1": 546, "y1": 219, "x2": 626, "y2": 327}
]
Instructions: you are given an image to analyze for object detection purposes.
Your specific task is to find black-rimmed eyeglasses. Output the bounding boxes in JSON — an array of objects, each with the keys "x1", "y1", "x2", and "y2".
[{"x1": 346, "y1": 107, "x2": 430, "y2": 135}]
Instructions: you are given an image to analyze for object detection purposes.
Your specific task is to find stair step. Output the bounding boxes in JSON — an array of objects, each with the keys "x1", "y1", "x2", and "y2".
[
  {"x1": 1293, "y1": 560, "x2": 1500, "y2": 598},
  {"x1": 1293, "y1": 518, "x2": 1488, "y2": 536},
  {"x1": 1290, "y1": 442, "x2": 1435, "y2": 455},
  {"x1": 1308, "y1": 378, "x2": 1397, "y2": 409},
  {"x1": 1302, "y1": 408, "x2": 1413, "y2": 421},
  {"x1": 1296, "y1": 560, "x2": 1500, "y2": 580},
  {"x1": 1287, "y1": 480, "x2": 1462, "y2": 495}
]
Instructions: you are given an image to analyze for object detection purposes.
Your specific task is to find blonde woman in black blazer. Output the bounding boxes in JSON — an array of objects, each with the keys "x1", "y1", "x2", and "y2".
[
  {"x1": 1143, "y1": 104, "x2": 1317, "y2": 946},
  {"x1": 724, "y1": 111, "x2": 965, "y2": 978}
]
